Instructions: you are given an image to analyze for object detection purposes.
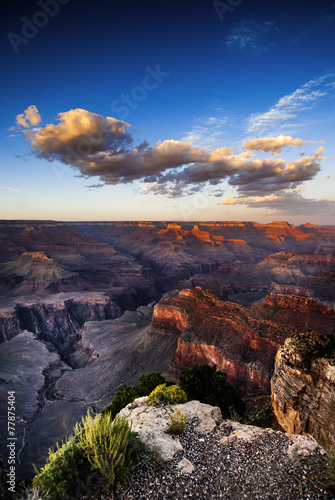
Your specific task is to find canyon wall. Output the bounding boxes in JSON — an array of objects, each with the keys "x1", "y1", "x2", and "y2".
[
  {"x1": 152, "y1": 288, "x2": 335, "y2": 394},
  {"x1": 0, "y1": 292, "x2": 121, "y2": 345},
  {"x1": 271, "y1": 331, "x2": 335, "y2": 449}
]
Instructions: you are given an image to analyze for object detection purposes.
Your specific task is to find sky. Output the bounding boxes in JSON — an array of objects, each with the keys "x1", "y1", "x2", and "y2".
[{"x1": 1, "y1": 0, "x2": 335, "y2": 224}]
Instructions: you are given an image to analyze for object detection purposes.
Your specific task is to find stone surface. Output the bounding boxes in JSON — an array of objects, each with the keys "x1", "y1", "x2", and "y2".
[
  {"x1": 287, "y1": 435, "x2": 326, "y2": 458},
  {"x1": 115, "y1": 400, "x2": 329, "y2": 499},
  {"x1": 0, "y1": 304, "x2": 182, "y2": 479},
  {"x1": 219, "y1": 421, "x2": 273, "y2": 444},
  {"x1": 0, "y1": 331, "x2": 61, "y2": 477},
  {"x1": 271, "y1": 331, "x2": 335, "y2": 449},
  {"x1": 118, "y1": 398, "x2": 222, "y2": 460},
  {"x1": 176, "y1": 457, "x2": 195, "y2": 474}
]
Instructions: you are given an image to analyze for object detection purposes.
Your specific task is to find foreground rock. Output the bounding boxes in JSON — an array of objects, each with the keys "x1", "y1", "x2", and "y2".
[
  {"x1": 271, "y1": 331, "x2": 335, "y2": 449},
  {"x1": 118, "y1": 399, "x2": 222, "y2": 460},
  {"x1": 113, "y1": 399, "x2": 331, "y2": 499}
]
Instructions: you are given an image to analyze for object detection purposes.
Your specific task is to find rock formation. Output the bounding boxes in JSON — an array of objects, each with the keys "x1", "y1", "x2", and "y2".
[
  {"x1": 271, "y1": 331, "x2": 335, "y2": 449},
  {"x1": 115, "y1": 398, "x2": 329, "y2": 499},
  {"x1": 118, "y1": 398, "x2": 222, "y2": 460},
  {"x1": 0, "y1": 291, "x2": 121, "y2": 345},
  {"x1": 152, "y1": 287, "x2": 335, "y2": 394}
]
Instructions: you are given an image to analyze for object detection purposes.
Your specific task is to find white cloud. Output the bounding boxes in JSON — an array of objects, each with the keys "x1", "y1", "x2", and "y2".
[
  {"x1": 225, "y1": 19, "x2": 279, "y2": 53},
  {"x1": 246, "y1": 74, "x2": 335, "y2": 135},
  {"x1": 0, "y1": 185, "x2": 20, "y2": 192},
  {"x1": 17, "y1": 106, "x2": 329, "y2": 208}
]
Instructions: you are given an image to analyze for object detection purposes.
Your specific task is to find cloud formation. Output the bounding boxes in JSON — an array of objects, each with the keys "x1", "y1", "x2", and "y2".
[
  {"x1": 16, "y1": 105, "x2": 41, "y2": 128},
  {"x1": 16, "y1": 106, "x2": 327, "y2": 207},
  {"x1": 218, "y1": 189, "x2": 335, "y2": 216},
  {"x1": 247, "y1": 74, "x2": 335, "y2": 135},
  {"x1": 28, "y1": 108, "x2": 132, "y2": 161},
  {"x1": 225, "y1": 19, "x2": 279, "y2": 54},
  {"x1": 243, "y1": 135, "x2": 308, "y2": 153}
]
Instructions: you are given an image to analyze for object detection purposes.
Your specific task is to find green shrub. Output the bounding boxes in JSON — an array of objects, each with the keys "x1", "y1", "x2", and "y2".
[
  {"x1": 166, "y1": 409, "x2": 188, "y2": 435},
  {"x1": 178, "y1": 363, "x2": 246, "y2": 418},
  {"x1": 285, "y1": 331, "x2": 335, "y2": 369},
  {"x1": 101, "y1": 373, "x2": 175, "y2": 418},
  {"x1": 147, "y1": 384, "x2": 188, "y2": 406},
  {"x1": 75, "y1": 412, "x2": 132, "y2": 491},
  {"x1": 326, "y1": 450, "x2": 335, "y2": 493},
  {"x1": 33, "y1": 412, "x2": 136, "y2": 499},
  {"x1": 101, "y1": 384, "x2": 139, "y2": 418},
  {"x1": 33, "y1": 435, "x2": 92, "y2": 499},
  {"x1": 138, "y1": 372, "x2": 169, "y2": 396}
]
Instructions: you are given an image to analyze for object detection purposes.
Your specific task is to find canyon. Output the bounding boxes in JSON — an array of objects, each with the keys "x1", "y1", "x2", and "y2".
[{"x1": 0, "y1": 220, "x2": 334, "y2": 478}]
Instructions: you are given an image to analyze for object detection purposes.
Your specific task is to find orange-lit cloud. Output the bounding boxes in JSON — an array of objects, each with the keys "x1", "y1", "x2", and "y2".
[
  {"x1": 243, "y1": 135, "x2": 309, "y2": 153},
  {"x1": 15, "y1": 105, "x2": 41, "y2": 128},
  {"x1": 218, "y1": 189, "x2": 335, "y2": 215},
  {"x1": 16, "y1": 106, "x2": 326, "y2": 200},
  {"x1": 28, "y1": 108, "x2": 131, "y2": 159}
]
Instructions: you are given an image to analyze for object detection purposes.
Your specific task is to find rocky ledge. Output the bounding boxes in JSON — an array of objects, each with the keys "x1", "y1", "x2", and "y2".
[
  {"x1": 111, "y1": 399, "x2": 331, "y2": 499},
  {"x1": 271, "y1": 331, "x2": 335, "y2": 449}
]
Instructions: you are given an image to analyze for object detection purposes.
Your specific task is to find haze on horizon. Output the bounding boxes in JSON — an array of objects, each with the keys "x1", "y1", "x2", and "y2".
[{"x1": 1, "y1": 0, "x2": 335, "y2": 225}]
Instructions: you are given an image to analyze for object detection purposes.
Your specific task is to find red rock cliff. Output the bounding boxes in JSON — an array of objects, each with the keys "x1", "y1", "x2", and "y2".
[{"x1": 151, "y1": 287, "x2": 335, "y2": 394}]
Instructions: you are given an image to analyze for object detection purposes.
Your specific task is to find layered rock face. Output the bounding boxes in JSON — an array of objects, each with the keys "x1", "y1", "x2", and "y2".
[
  {"x1": 0, "y1": 292, "x2": 121, "y2": 345},
  {"x1": 0, "y1": 226, "x2": 160, "y2": 308},
  {"x1": 152, "y1": 287, "x2": 335, "y2": 394},
  {"x1": 271, "y1": 331, "x2": 335, "y2": 449}
]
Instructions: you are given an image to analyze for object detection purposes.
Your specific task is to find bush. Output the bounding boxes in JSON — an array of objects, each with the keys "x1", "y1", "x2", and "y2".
[
  {"x1": 33, "y1": 412, "x2": 137, "y2": 499},
  {"x1": 33, "y1": 436, "x2": 93, "y2": 499},
  {"x1": 101, "y1": 373, "x2": 174, "y2": 418},
  {"x1": 166, "y1": 409, "x2": 188, "y2": 435},
  {"x1": 138, "y1": 372, "x2": 169, "y2": 396},
  {"x1": 101, "y1": 384, "x2": 139, "y2": 418},
  {"x1": 178, "y1": 363, "x2": 246, "y2": 418},
  {"x1": 147, "y1": 384, "x2": 188, "y2": 406},
  {"x1": 75, "y1": 412, "x2": 132, "y2": 491}
]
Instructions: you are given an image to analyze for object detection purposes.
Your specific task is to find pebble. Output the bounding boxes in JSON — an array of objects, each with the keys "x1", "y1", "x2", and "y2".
[{"x1": 101, "y1": 418, "x2": 333, "y2": 500}]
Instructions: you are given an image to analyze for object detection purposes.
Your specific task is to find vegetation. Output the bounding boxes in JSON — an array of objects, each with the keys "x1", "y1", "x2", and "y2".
[
  {"x1": 74, "y1": 412, "x2": 131, "y2": 491},
  {"x1": 138, "y1": 371, "x2": 169, "y2": 395},
  {"x1": 148, "y1": 384, "x2": 188, "y2": 406},
  {"x1": 101, "y1": 384, "x2": 139, "y2": 419},
  {"x1": 102, "y1": 372, "x2": 174, "y2": 418},
  {"x1": 166, "y1": 409, "x2": 188, "y2": 435},
  {"x1": 286, "y1": 331, "x2": 335, "y2": 369},
  {"x1": 326, "y1": 450, "x2": 335, "y2": 493},
  {"x1": 178, "y1": 363, "x2": 246, "y2": 418},
  {"x1": 31, "y1": 364, "x2": 257, "y2": 498},
  {"x1": 33, "y1": 412, "x2": 145, "y2": 499}
]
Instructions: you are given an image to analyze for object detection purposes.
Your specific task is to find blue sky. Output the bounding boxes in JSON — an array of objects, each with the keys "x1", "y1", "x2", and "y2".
[{"x1": 1, "y1": 0, "x2": 335, "y2": 223}]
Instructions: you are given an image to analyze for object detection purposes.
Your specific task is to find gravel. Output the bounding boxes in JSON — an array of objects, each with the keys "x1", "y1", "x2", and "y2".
[{"x1": 106, "y1": 418, "x2": 334, "y2": 500}]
